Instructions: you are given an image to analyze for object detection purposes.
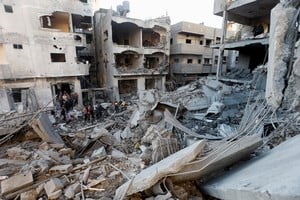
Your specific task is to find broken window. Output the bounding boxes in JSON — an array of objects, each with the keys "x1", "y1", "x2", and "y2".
[
  {"x1": 186, "y1": 39, "x2": 192, "y2": 44},
  {"x1": 170, "y1": 38, "x2": 173, "y2": 45},
  {"x1": 40, "y1": 12, "x2": 70, "y2": 32},
  {"x1": 86, "y1": 34, "x2": 93, "y2": 44},
  {"x1": 205, "y1": 39, "x2": 212, "y2": 47},
  {"x1": 198, "y1": 59, "x2": 202, "y2": 64},
  {"x1": 200, "y1": 40, "x2": 203, "y2": 45},
  {"x1": 50, "y1": 53, "x2": 66, "y2": 62},
  {"x1": 118, "y1": 79, "x2": 137, "y2": 96},
  {"x1": 187, "y1": 59, "x2": 193, "y2": 64},
  {"x1": 146, "y1": 79, "x2": 156, "y2": 90},
  {"x1": 4, "y1": 5, "x2": 13, "y2": 13},
  {"x1": 71, "y1": 14, "x2": 92, "y2": 33},
  {"x1": 204, "y1": 58, "x2": 211, "y2": 64},
  {"x1": 112, "y1": 21, "x2": 140, "y2": 47},
  {"x1": 216, "y1": 37, "x2": 221, "y2": 44},
  {"x1": 143, "y1": 30, "x2": 160, "y2": 47},
  {"x1": 79, "y1": 0, "x2": 88, "y2": 3},
  {"x1": 13, "y1": 44, "x2": 23, "y2": 49},
  {"x1": 11, "y1": 88, "x2": 23, "y2": 103}
]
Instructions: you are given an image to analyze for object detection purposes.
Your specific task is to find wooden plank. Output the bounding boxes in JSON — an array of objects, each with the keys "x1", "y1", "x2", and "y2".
[{"x1": 169, "y1": 135, "x2": 263, "y2": 182}]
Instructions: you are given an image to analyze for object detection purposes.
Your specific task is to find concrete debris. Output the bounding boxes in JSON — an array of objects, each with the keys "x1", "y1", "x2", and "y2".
[
  {"x1": 44, "y1": 178, "x2": 64, "y2": 198},
  {"x1": 0, "y1": 2, "x2": 299, "y2": 199},
  {"x1": 31, "y1": 113, "x2": 64, "y2": 144},
  {"x1": 203, "y1": 134, "x2": 300, "y2": 200},
  {"x1": 114, "y1": 140, "x2": 206, "y2": 198},
  {"x1": 1, "y1": 171, "x2": 33, "y2": 195},
  {"x1": 91, "y1": 146, "x2": 107, "y2": 158},
  {"x1": 7, "y1": 147, "x2": 31, "y2": 160}
]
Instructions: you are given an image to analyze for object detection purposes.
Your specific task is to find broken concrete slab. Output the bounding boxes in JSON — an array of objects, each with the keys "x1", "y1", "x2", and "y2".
[
  {"x1": 1, "y1": 171, "x2": 33, "y2": 195},
  {"x1": 64, "y1": 182, "x2": 80, "y2": 199},
  {"x1": 91, "y1": 146, "x2": 107, "y2": 158},
  {"x1": 164, "y1": 109, "x2": 220, "y2": 140},
  {"x1": 202, "y1": 134, "x2": 300, "y2": 200},
  {"x1": 7, "y1": 147, "x2": 31, "y2": 160},
  {"x1": 44, "y1": 178, "x2": 64, "y2": 197},
  {"x1": 114, "y1": 140, "x2": 206, "y2": 198},
  {"x1": 170, "y1": 136, "x2": 262, "y2": 182},
  {"x1": 31, "y1": 112, "x2": 64, "y2": 144},
  {"x1": 20, "y1": 189, "x2": 38, "y2": 200}
]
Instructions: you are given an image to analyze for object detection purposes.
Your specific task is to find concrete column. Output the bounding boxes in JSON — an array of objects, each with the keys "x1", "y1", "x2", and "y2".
[
  {"x1": 137, "y1": 78, "x2": 145, "y2": 92},
  {"x1": 74, "y1": 79, "x2": 83, "y2": 106},
  {"x1": 161, "y1": 76, "x2": 166, "y2": 92},
  {"x1": 0, "y1": 89, "x2": 14, "y2": 113},
  {"x1": 140, "y1": 29, "x2": 143, "y2": 48},
  {"x1": 112, "y1": 78, "x2": 120, "y2": 101},
  {"x1": 217, "y1": 5, "x2": 228, "y2": 79}
]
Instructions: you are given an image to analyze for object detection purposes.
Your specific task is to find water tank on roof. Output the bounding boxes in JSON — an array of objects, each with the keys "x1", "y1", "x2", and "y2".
[{"x1": 122, "y1": 1, "x2": 130, "y2": 13}]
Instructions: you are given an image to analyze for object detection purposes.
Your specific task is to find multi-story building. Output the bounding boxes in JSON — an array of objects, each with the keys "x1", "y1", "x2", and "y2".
[
  {"x1": 170, "y1": 21, "x2": 236, "y2": 84},
  {"x1": 0, "y1": 0, "x2": 96, "y2": 113},
  {"x1": 213, "y1": 0, "x2": 279, "y2": 75},
  {"x1": 94, "y1": 8, "x2": 170, "y2": 101}
]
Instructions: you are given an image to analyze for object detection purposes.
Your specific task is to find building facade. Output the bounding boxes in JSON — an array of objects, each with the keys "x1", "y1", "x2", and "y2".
[
  {"x1": 0, "y1": 0, "x2": 96, "y2": 113},
  {"x1": 94, "y1": 8, "x2": 170, "y2": 101},
  {"x1": 213, "y1": 0, "x2": 279, "y2": 74},
  {"x1": 170, "y1": 21, "x2": 236, "y2": 84}
]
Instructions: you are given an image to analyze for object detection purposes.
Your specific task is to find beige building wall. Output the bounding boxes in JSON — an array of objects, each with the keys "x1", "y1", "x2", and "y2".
[
  {"x1": 170, "y1": 21, "x2": 233, "y2": 84},
  {"x1": 95, "y1": 9, "x2": 170, "y2": 101},
  {"x1": 0, "y1": 0, "x2": 95, "y2": 112}
]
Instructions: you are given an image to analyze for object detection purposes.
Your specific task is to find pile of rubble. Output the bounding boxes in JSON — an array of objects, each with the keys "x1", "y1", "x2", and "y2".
[{"x1": 0, "y1": 71, "x2": 286, "y2": 200}]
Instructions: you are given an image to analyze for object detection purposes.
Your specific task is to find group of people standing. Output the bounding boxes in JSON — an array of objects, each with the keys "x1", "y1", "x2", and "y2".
[{"x1": 57, "y1": 91, "x2": 78, "y2": 122}]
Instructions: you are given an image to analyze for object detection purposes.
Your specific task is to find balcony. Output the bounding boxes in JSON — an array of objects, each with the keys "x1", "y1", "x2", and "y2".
[
  {"x1": 214, "y1": 0, "x2": 279, "y2": 25},
  {"x1": 113, "y1": 65, "x2": 168, "y2": 77},
  {"x1": 172, "y1": 63, "x2": 212, "y2": 74},
  {"x1": 113, "y1": 45, "x2": 143, "y2": 54},
  {"x1": 171, "y1": 44, "x2": 212, "y2": 55}
]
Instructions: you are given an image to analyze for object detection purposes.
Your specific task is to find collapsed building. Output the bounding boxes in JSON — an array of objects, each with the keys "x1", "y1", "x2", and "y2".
[
  {"x1": 0, "y1": 0, "x2": 299, "y2": 200},
  {"x1": 170, "y1": 21, "x2": 238, "y2": 85},
  {"x1": 94, "y1": 4, "x2": 170, "y2": 101},
  {"x1": 213, "y1": 0, "x2": 280, "y2": 77},
  {"x1": 0, "y1": 0, "x2": 95, "y2": 113}
]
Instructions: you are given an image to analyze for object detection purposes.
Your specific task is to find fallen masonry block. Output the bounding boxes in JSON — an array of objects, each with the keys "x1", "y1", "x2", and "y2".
[
  {"x1": 44, "y1": 178, "x2": 64, "y2": 197},
  {"x1": 31, "y1": 113, "x2": 64, "y2": 144},
  {"x1": 1, "y1": 171, "x2": 33, "y2": 195},
  {"x1": 48, "y1": 189, "x2": 62, "y2": 200},
  {"x1": 114, "y1": 140, "x2": 206, "y2": 199},
  {"x1": 20, "y1": 189, "x2": 37, "y2": 200}
]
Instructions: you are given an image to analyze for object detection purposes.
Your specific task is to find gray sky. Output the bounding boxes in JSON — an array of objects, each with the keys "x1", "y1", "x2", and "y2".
[{"x1": 97, "y1": 0, "x2": 222, "y2": 28}]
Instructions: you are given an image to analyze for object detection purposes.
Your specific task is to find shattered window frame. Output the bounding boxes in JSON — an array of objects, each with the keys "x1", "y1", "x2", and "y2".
[
  {"x1": 13, "y1": 44, "x2": 23, "y2": 49},
  {"x1": 4, "y1": 5, "x2": 13, "y2": 13}
]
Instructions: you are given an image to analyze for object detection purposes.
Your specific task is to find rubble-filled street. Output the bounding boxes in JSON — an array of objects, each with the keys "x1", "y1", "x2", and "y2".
[{"x1": 0, "y1": 0, "x2": 300, "y2": 199}]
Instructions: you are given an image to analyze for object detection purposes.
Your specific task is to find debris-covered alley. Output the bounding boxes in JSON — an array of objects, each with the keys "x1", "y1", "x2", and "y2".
[{"x1": 0, "y1": 0, "x2": 300, "y2": 199}]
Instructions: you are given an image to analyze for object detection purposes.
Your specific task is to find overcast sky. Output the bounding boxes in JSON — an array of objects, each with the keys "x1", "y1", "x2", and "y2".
[{"x1": 96, "y1": 0, "x2": 222, "y2": 28}]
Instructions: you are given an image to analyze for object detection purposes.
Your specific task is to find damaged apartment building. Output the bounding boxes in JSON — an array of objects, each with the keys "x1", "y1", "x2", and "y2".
[
  {"x1": 170, "y1": 21, "x2": 237, "y2": 85},
  {"x1": 213, "y1": 0, "x2": 280, "y2": 77},
  {"x1": 0, "y1": 0, "x2": 95, "y2": 113},
  {"x1": 94, "y1": 2, "x2": 170, "y2": 101}
]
